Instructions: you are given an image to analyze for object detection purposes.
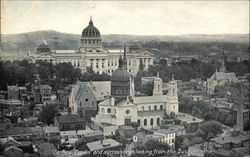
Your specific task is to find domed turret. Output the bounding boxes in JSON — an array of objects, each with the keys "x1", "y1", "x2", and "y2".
[
  {"x1": 36, "y1": 43, "x2": 51, "y2": 53},
  {"x1": 111, "y1": 45, "x2": 131, "y2": 102},
  {"x1": 80, "y1": 17, "x2": 102, "y2": 50}
]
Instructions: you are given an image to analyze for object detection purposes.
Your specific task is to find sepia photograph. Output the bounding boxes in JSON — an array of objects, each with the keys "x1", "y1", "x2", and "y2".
[{"x1": 0, "y1": 1, "x2": 249, "y2": 157}]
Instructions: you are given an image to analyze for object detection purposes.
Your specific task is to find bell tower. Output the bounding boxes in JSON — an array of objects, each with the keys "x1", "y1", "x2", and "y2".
[{"x1": 153, "y1": 72, "x2": 163, "y2": 96}]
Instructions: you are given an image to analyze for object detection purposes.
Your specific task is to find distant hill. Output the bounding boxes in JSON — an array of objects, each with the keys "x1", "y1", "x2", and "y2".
[{"x1": 1, "y1": 30, "x2": 249, "y2": 58}]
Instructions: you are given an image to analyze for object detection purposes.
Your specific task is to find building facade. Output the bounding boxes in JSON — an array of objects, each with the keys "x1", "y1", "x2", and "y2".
[
  {"x1": 28, "y1": 18, "x2": 154, "y2": 76},
  {"x1": 91, "y1": 49, "x2": 179, "y2": 132}
]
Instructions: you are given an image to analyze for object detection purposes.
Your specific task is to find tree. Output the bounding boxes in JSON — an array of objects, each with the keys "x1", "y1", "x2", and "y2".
[
  {"x1": 38, "y1": 103, "x2": 59, "y2": 125},
  {"x1": 199, "y1": 121, "x2": 223, "y2": 140}
]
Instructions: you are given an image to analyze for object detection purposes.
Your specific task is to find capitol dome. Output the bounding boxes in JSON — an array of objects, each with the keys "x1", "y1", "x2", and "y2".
[
  {"x1": 81, "y1": 18, "x2": 100, "y2": 38},
  {"x1": 80, "y1": 17, "x2": 102, "y2": 49}
]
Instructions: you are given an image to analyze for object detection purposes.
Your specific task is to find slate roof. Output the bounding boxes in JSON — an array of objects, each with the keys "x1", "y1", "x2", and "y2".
[
  {"x1": 57, "y1": 114, "x2": 84, "y2": 124},
  {"x1": 209, "y1": 72, "x2": 239, "y2": 82},
  {"x1": 138, "y1": 110, "x2": 165, "y2": 117},
  {"x1": 133, "y1": 95, "x2": 169, "y2": 104},
  {"x1": 211, "y1": 136, "x2": 242, "y2": 144}
]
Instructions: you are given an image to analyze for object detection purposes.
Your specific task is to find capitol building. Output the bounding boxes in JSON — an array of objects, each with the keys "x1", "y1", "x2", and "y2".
[{"x1": 28, "y1": 17, "x2": 154, "y2": 75}]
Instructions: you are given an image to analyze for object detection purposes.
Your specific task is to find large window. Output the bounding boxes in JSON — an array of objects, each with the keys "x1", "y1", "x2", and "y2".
[{"x1": 144, "y1": 119, "x2": 147, "y2": 126}]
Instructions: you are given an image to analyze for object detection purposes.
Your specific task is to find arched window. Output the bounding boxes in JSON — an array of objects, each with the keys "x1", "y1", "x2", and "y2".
[
  {"x1": 150, "y1": 118, "x2": 154, "y2": 126},
  {"x1": 154, "y1": 105, "x2": 157, "y2": 110},
  {"x1": 157, "y1": 118, "x2": 160, "y2": 125},
  {"x1": 107, "y1": 108, "x2": 111, "y2": 113},
  {"x1": 137, "y1": 119, "x2": 140, "y2": 126},
  {"x1": 160, "y1": 105, "x2": 163, "y2": 110},
  {"x1": 144, "y1": 119, "x2": 147, "y2": 126},
  {"x1": 158, "y1": 84, "x2": 160, "y2": 91}
]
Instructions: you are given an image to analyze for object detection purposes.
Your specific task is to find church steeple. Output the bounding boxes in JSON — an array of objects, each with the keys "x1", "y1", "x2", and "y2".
[
  {"x1": 123, "y1": 44, "x2": 127, "y2": 70},
  {"x1": 219, "y1": 49, "x2": 226, "y2": 73}
]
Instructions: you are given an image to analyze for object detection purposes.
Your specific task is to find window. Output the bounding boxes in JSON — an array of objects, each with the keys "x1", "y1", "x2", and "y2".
[
  {"x1": 144, "y1": 119, "x2": 147, "y2": 126},
  {"x1": 107, "y1": 108, "x2": 111, "y2": 113},
  {"x1": 154, "y1": 105, "x2": 157, "y2": 110},
  {"x1": 137, "y1": 119, "x2": 140, "y2": 125},
  {"x1": 160, "y1": 105, "x2": 163, "y2": 110},
  {"x1": 125, "y1": 110, "x2": 130, "y2": 114},
  {"x1": 150, "y1": 118, "x2": 154, "y2": 126},
  {"x1": 157, "y1": 118, "x2": 160, "y2": 125},
  {"x1": 85, "y1": 98, "x2": 88, "y2": 102},
  {"x1": 149, "y1": 106, "x2": 151, "y2": 110}
]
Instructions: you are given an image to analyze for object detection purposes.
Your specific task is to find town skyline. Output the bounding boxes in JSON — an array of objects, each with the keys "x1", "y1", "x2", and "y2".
[{"x1": 1, "y1": 1, "x2": 249, "y2": 35}]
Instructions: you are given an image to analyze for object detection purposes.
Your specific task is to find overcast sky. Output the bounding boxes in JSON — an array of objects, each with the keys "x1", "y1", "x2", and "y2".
[{"x1": 1, "y1": 1, "x2": 249, "y2": 35}]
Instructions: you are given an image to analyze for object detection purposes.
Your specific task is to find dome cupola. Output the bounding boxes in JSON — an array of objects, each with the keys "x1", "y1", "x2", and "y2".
[
  {"x1": 111, "y1": 45, "x2": 131, "y2": 102},
  {"x1": 81, "y1": 17, "x2": 101, "y2": 38},
  {"x1": 80, "y1": 16, "x2": 102, "y2": 50}
]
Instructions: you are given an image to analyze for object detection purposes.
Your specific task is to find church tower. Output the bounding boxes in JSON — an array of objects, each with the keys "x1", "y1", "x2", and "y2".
[
  {"x1": 153, "y1": 72, "x2": 163, "y2": 96},
  {"x1": 111, "y1": 44, "x2": 131, "y2": 102},
  {"x1": 166, "y1": 74, "x2": 179, "y2": 115},
  {"x1": 219, "y1": 50, "x2": 227, "y2": 73}
]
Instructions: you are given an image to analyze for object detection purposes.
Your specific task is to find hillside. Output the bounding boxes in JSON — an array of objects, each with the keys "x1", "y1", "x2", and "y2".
[{"x1": 1, "y1": 30, "x2": 249, "y2": 58}]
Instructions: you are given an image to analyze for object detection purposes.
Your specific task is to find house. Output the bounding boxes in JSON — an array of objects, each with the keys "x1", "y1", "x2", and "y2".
[
  {"x1": 210, "y1": 134, "x2": 248, "y2": 150},
  {"x1": 118, "y1": 125, "x2": 136, "y2": 140},
  {"x1": 44, "y1": 126, "x2": 60, "y2": 143},
  {"x1": 37, "y1": 142, "x2": 57, "y2": 157},
  {"x1": 32, "y1": 84, "x2": 52, "y2": 103},
  {"x1": 161, "y1": 124, "x2": 186, "y2": 136},
  {"x1": 33, "y1": 103, "x2": 44, "y2": 116},
  {"x1": 24, "y1": 116, "x2": 38, "y2": 126},
  {"x1": 69, "y1": 81, "x2": 111, "y2": 121},
  {"x1": 91, "y1": 122, "x2": 117, "y2": 136},
  {"x1": 60, "y1": 129, "x2": 104, "y2": 146},
  {"x1": 54, "y1": 108, "x2": 86, "y2": 131},
  {"x1": 175, "y1": 113, "x2": 203, "y2": 133},
  {"x1": 3, "y1": 146, "x2": 23, "y2": 157}
]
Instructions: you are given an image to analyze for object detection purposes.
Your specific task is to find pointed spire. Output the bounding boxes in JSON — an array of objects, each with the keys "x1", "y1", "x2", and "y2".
[
  {"x1": 89, "y1": 16, "x2": 93, "y2": 25},
  {"x1": 123, "y1": 43, "x2": 127, "y2": 59},
  {"x1": 222, "y1": 48, "x2": 225, "y2": 66},
  {"x1": 118, "y1": 53, "x2": 123, "y2": 68}
]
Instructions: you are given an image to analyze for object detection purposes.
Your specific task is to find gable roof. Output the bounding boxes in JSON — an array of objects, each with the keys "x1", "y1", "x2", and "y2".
[
  {"x1": 4, "y1": 146, "x2": 23, "y2": 152},
  {"x1": 209, "y1": 72, "x2": 239, "y2": 82}
]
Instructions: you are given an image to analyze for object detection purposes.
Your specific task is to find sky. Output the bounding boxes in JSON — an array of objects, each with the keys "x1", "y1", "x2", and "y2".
[{"x1": 1, "y1": 1, "x2": 249, "y2": 35}]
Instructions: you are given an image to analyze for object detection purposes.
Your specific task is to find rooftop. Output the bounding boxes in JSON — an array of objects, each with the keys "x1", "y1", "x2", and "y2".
[
  {"x1": 176, "y1": 113, "x2": 203, "y2": 124},
  {"x1": 87, "y1": 139, "x2": 122, "y2": 151}
]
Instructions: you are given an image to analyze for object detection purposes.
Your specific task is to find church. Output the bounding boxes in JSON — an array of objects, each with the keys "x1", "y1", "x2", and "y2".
[
  {"x1": 205, "y1": 51, "x2": 239, "y2": 93},
  {"x1": 28, "y1": 17, "x2": 154, "y2": 76},
  {"x1": 91, "y1": 47, "x2": 179, "y2": 132}
]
